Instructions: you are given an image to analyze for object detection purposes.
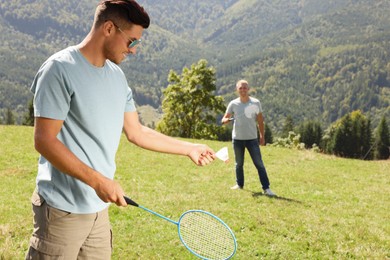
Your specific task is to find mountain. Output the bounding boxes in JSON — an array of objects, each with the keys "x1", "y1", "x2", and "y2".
[{"x1": 0, "y1": 0, "x2": 389, "y2": 132}]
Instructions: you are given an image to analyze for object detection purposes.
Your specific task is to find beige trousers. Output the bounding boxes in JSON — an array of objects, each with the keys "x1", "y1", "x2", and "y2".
[{"x1": 25, "y1": 190, "x2": 112, "y2": 260}]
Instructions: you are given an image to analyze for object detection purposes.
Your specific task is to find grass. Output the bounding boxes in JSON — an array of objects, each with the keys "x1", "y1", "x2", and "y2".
[{"x1": 0, "y1": 125, "x2": 389, "y2": 259}]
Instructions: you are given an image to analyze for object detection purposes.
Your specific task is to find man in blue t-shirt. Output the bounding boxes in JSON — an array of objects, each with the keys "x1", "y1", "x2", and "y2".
[
  {"x1": 26, "y1": 1, "x2": 215, "y2": 259},
  {"x1": 221, "y1": 79, "x2": 276, "y2": 196}
]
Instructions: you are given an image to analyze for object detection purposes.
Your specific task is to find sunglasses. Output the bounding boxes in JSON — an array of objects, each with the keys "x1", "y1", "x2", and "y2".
[{"x1": 112, "y1": 22, "x2": 142, "y2": 48}]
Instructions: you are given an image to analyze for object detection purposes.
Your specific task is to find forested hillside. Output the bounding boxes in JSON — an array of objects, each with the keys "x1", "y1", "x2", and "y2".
[{"x1": 0, "y1": 0, "x2": 389, "y2": 133}]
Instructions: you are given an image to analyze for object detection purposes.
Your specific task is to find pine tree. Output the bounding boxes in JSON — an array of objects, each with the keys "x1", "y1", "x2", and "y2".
[
  {"x1": 374, "y1": 116, "x2": 390, "y2": 160},
  {"x1": 22, "y1": 98, "x2": 35, "y2": 126},
  {"x1": 329, "y1": 111, "x2": 372, "y2": 159},
  {"x1": 264, "y1": 123, "x2": 273, "y2": 145},
  {"x1": 281, "y1": 115, "x2": 294, "y2": 138},
  {"x1": 6, "y1": 108, "x2": 15, "y2": 125},
  {"x1": 299, "y1": 121, "x2": 323, "y2": 149}
]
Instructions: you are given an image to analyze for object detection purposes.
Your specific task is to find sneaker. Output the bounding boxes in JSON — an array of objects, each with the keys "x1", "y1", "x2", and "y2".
[
  {"x1": 230, "y1": 184, "x2": 243, "y2": 190},
  {"x1": 264, "y1": 188, "x2": 276, "y2": 196}
]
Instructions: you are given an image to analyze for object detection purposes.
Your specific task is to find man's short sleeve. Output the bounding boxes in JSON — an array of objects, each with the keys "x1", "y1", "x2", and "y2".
[
  {"x1": 31, "y1": 60, "x2": 72, "y2": 120},
  {"x1": 125, "y1": 86, "x2": 136, "y2": 112}
]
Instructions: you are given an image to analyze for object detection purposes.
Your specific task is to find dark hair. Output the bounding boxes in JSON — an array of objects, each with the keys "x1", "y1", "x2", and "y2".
[{"x1": 96, "y1": 0, "x2": 150, "y2": 29}]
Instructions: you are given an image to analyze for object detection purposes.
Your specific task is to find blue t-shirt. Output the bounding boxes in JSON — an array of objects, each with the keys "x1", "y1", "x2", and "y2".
[
  {"x1": 31, "y1": 46, "x2": 135, "y2": 214},
  {"x1": 226, "y1": 97, "x2": 262, "y2": 140}
]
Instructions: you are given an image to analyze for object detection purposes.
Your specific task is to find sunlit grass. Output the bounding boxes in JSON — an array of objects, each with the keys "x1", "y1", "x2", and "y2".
[{"x1": 1, "y1": 125, "x2": 389, "y2": 259}]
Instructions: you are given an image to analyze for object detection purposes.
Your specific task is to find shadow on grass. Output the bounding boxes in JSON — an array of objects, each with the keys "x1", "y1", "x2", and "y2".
[{"x1": 245, "y1": 190, "x2": 303, "y2": 204}]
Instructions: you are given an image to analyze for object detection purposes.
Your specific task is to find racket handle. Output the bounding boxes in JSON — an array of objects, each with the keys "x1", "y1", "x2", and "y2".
[{"x1": 124, "y1": 196, "x2": 139, "y2": 207}]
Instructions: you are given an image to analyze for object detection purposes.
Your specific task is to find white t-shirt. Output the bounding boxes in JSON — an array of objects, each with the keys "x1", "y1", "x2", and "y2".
[{"x1": 226, "y1": 97, "x2": 262, "y2": 140}]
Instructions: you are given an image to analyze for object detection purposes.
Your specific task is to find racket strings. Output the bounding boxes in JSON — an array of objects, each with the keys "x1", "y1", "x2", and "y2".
[{"x1": 179, "y1": 211, "x2": 235, "y2": 260}]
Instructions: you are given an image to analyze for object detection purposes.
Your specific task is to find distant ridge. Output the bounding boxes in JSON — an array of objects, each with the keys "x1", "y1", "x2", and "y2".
[{"x1": 0, "y1": 0, "x2": 389, "y2": 130}]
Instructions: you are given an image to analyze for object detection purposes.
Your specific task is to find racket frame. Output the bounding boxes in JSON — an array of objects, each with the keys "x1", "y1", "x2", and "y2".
[
  {"x1": 124, "y1": 196, "x2": 237, "y2": 260},
  {"x1": 178, "y1": 209, "x2": 237, "y2": 260}
]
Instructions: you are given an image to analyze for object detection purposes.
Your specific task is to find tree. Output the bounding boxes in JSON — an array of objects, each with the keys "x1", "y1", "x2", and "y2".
[
  {"x1": 5, "y1": 108, "x2": 16, "y2": 125},
  {"x1": 156, "y1": 59, "x2": 226, "y2": 140},
  {"x1": 22, "y1": 98, "x2": 34, "y2": 126},
  {"x1": 350, "y1": 111, "x2": 372, "y2": 159},
  {"x1": 325, "y1": 110, "x2": 372, "y2": 159},
  {"x1": 374, "y1": 116, "x2": 390, "y2": 160},
  {"x1": 264, "y1": 123, "x2": 273, "y2": 145},
  {"x1": 281, "y1": 115, "x2": 294, "y2": 138},
  {"x1": 298, "y1": 120, "x2": 323, "y2": 149}
]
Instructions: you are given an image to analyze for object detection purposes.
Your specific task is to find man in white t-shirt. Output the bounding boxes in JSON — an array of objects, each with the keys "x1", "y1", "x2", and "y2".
[
  {"x1": 26, "y1": 1, "x2": 215, "y2": 259},
  {"x1": 221, "y1": 79, "x2": 276, "y2": 196}
]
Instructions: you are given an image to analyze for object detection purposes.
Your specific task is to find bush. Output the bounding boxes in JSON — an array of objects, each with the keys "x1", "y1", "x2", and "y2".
[{"x1": 270, "y1": 131, "x2": 305, "y2": 150}]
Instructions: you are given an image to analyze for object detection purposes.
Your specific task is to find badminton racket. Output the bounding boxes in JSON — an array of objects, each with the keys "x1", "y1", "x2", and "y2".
[{"x1": 124, "y1": 196, "x2": 237, "y2": 260}]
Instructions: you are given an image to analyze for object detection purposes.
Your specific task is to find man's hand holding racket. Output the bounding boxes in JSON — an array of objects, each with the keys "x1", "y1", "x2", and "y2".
[
  {"x1": 92, "y1": 174, "x2": 128, "y2": 206},
  {"x1": 221, "y1": 114, "x2": 234, "y2": 125}
]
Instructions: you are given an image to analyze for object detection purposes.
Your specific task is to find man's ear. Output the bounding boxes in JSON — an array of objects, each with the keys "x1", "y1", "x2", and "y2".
[{"x1": 103, "y1": 21, "x2": 115, "y2": 36}]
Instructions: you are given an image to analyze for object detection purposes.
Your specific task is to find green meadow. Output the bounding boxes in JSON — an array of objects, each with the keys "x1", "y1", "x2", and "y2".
[{"x1": 1, "y1": 125, "x2": 389, "y2": 259}]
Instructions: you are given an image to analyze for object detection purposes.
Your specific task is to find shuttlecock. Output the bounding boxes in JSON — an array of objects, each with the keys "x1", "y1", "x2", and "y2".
[{"x1": 216, "y1": 147, "x2": 229, "y2": 163}]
